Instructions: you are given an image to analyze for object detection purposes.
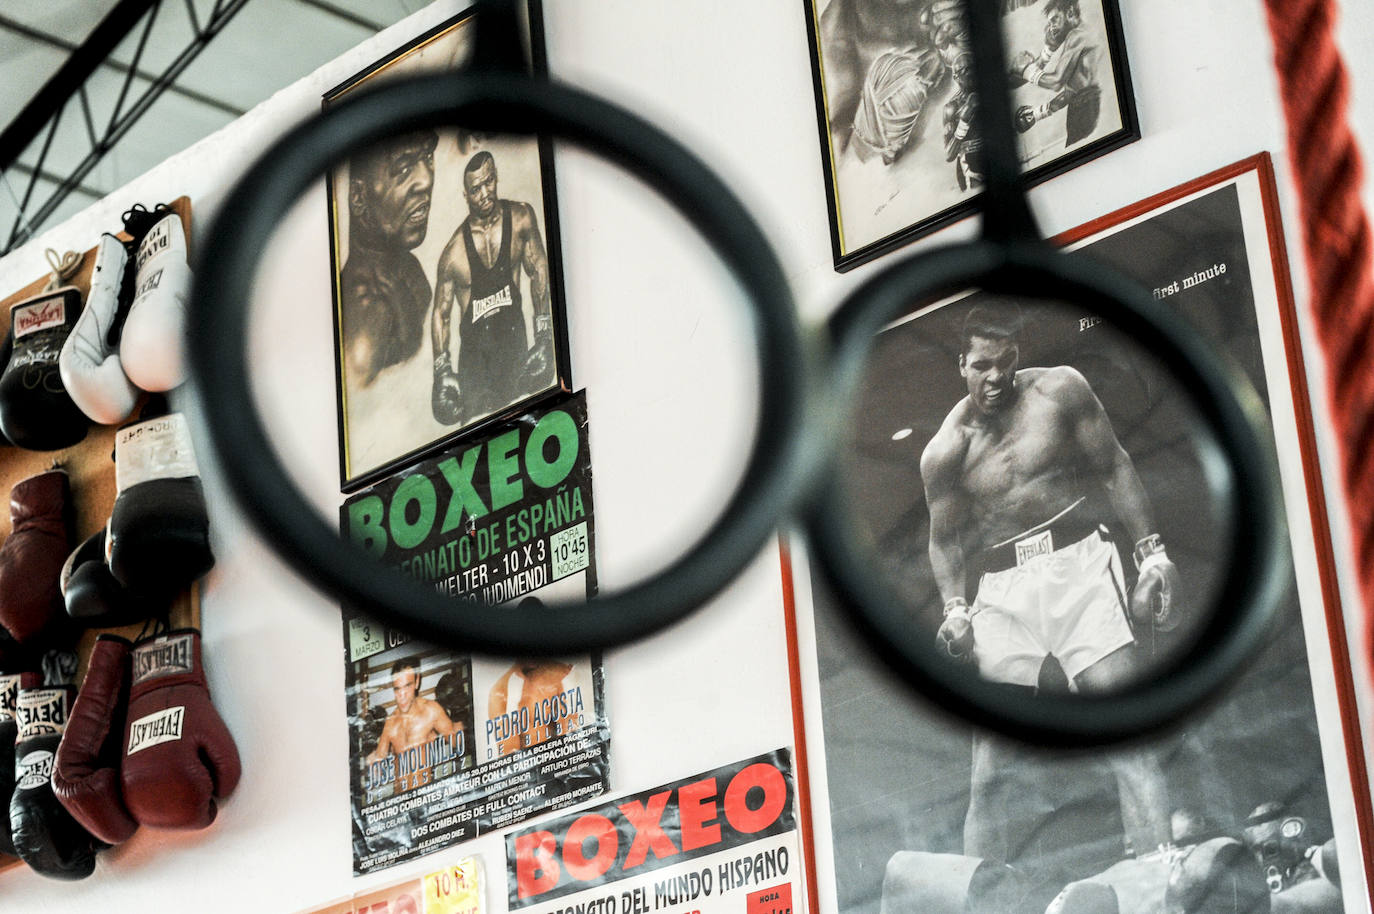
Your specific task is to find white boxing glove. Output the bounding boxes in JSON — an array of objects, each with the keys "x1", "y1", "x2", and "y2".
[
  {"x1": 120, "y1": 212, "x2": 192, "y2": 392},
  {"x1": 58, "y1": 234, "x2": 139, "y2": 425}
]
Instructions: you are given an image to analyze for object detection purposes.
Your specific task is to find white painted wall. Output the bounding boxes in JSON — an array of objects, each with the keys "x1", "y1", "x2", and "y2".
[{"x1": 0, "y1": 0, "x2": 1369, "y2": 910}]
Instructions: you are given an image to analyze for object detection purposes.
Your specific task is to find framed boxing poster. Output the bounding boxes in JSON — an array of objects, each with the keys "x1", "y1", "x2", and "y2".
[
  {"x1": 783, "y1": 155, "x2": 1374, "y2": 912},
  {"x1": 324, "y1": 0, "x2": 572, "y2": 492},
  {"x1": 804, "y1": 0, "x2": 1139, "y2": 270}
]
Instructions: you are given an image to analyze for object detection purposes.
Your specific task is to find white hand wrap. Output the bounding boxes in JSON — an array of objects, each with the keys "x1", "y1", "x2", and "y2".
[
  {"x1": 1138, "y1": 550, "x2": 1170, "y2": 574},
  {"x1": 943, "y1": 597, "x2": 971, "y2": 621}
]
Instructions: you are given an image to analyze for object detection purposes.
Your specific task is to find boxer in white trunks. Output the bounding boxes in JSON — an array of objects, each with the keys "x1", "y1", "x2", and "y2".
[{"x1": 921, "y1": 302, "x2": 1180, "y2": 861}]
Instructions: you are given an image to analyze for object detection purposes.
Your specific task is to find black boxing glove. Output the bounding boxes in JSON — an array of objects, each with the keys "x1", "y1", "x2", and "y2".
[
  {"x1": 522, "y1": 315, "x2": 555, "y2": 387},
  {"x1": 435, "y1": 671, "x2": 468, "y2": 724},
  {"x1": 1130, "y1": 534, "x2": 1182, "y2": 631},
  {"x1": 935, "y1": 597, "x2": 976, "y2": 661},
  {"x1": 60, "y1": 530, "x2": 151, "y2": 628},
  {"x1": 1165, "y1": 838, "x2": 1269, "y2": 914},
  {"x1": 10, "y1": 676, "x2": 96, "y2": 879},
  {"x1": 107, "y1": 410, "x2": 214, "y2": 595},
  {"x1": 0, "y1": 288, "x2": 89, "y2": 451},
  {"x1": 0, "y1": 673, "x2": 20, "y2": 856},
  {"x1": 432, "y1": 354, "x2": 463, "y2": 425},
  {"x1": 1014, "y1": 104, "x2": 1037, "y2": 133}
]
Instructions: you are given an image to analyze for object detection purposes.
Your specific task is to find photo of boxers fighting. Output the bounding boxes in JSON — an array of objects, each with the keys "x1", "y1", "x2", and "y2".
[{"x1": 806, "y1": 0, "x2": 1133, "y2": 264}]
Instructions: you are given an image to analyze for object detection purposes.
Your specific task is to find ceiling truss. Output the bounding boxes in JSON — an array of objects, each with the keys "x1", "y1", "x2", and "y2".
[{"x1": 1, "y1": 0, "x2": 257, "y2": 253}]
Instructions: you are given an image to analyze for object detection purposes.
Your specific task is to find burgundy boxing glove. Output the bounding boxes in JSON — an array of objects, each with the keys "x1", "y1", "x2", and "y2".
[
  {"x1": 121, "y1": 629, "x2": 240, "y2": 829},
  {"x1": 53, "y1": 636, "x2": 137, "y2": 845},
  {"x1": 0, "y1": 470, "x2": 71, "y2": 646}
]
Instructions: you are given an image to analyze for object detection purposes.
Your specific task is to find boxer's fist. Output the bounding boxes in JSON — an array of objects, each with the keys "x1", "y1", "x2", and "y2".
[
  {"x1": 935, "y1": 598, "x2": 976, "y2": 660},
  {"x1": 1014, "y1": 105, "x2": 1037, "y2": 133},
  {"x1": 525, "y1": 316, "x2": 556, "y2": 386},
  {"x1": 1008, "y1": 50, "x2": 1036, "y2": 85},
  {"x1": 1131, "y1": 535, "x2": 1182, "y2": 631},
  {"x1": 432, "y1": 355, "x2": 463, "y2": 426}
]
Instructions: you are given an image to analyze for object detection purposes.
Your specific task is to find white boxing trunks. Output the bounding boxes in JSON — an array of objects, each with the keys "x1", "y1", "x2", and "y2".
[{"x1": 970, "y1": 526, "x2": 1134, "y2": 687}]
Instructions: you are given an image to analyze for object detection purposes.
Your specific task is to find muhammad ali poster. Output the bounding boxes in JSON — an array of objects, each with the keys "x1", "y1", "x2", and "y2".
[
  {"x1": 325, "y1": 1, "x2": 571, "y2": 491},
  {"x1": 785, "y1": 157, "x2": 1372, "y2": 911},
  {"x1": 341, "y1": 392, "x2": 610, "y2": 876},
  {"x1": 804, "y1": 0, "x2": 1138, "y2": 270}
]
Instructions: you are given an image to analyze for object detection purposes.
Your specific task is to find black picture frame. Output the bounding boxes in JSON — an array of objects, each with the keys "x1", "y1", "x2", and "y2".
[
  {"x1": 804, "y1": 0, "x2": 1140, "y2": 271},
  {"x1": 324, "y1": 0, "x2": 572, "y2": 492}
]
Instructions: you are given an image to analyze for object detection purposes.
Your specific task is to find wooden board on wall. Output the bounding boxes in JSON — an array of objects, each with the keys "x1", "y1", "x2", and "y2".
[{"x1": 0, "y1": 197, "x2": 199, "y2": 872}]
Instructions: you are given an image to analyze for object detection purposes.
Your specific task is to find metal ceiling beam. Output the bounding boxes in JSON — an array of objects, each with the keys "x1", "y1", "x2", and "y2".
[
  {"x1": 4, "y1": 163, "x2": 106, "y2": 202},
  {"x1": 0, "y1": 0, "x2": 163, "y2": 173},
  {"x1": 290, "y1": 0, "x2": 386, "y2": 32},
  {"x1": 0, "y1": 13, "x2": 247, "y2": 118},
  {"x1": 2, "y1": 0, "x2": 254, "y2": 253}
]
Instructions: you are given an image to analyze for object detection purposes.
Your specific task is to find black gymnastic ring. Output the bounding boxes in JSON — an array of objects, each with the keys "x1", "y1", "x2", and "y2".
[
  {"x1": 187, "y1": 71, "x2": 814, "y2": 655},
  {"x1": 806, "y1": 239, "x2": 1289, "y2": 745}
]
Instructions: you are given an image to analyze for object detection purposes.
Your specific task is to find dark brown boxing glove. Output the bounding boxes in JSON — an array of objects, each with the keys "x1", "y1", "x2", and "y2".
[
  {"x1": 0, "y1": 470, "x2": 71, "y2": 646},
  {"x1": 121, "y1": 629, "x2": 240, "y2": 829}
]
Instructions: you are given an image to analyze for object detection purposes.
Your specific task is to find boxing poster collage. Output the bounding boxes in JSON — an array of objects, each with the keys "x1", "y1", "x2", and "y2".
[
  {"x1": 788, "y1": 160, "x2": 1364, "y2": 911},
  {"x1": 322, "y1": 3, "x2": 607, "y2": 879}
]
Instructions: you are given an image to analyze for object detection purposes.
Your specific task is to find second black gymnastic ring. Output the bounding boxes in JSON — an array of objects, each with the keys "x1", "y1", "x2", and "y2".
[
  {"x1": 806, "y1": 239, "x2": 1289, "y2": 745},
  {"x1": 186, "y1": 70, "x2": 814, "y2": 655}
]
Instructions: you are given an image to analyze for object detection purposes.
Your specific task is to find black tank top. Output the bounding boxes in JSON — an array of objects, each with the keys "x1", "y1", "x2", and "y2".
[{"x1": 462, "y1": 205, "x2": 521, "y2": 327}]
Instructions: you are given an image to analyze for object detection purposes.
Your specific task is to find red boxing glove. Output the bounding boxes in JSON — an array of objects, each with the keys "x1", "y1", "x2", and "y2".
[
  {"x1": 121, "y1": 629, "x2": 240, "y2": 829},
  {"x1": 53, "y1": 636, "x2": 137, "y2": 845},
  {"x1": 0, "y1": 470, "x2": 71, "y2": 646}
]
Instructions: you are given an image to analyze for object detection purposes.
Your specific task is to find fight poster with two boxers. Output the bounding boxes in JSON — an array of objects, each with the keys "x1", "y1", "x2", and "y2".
[{"x1": 324, "y1": 2, "x2": 571, "y2": 491}]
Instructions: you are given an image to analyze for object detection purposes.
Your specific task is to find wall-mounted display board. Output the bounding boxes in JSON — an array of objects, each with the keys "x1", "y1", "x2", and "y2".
[
  {"x1": 324, "y1": 0, "x2": 572, "y2": 491},
  {"x1": 0, "y1": 197, "x2": 201, "y2": 875},
  {"x1": 804, "y1": 0, "x2": 1138, "y2": 270},
  {"x1": 341, "y1": 391, "x2": 607, "y2": 876},
  {"x1": 784, "y1": 156, "x2": 1372, "y2": 911}
]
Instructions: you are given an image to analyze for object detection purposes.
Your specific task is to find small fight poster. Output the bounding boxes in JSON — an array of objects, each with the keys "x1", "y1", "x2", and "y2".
[
  {"x1": 342, "y1": 392, "x2": 610, "y2": 875},
  {"x1": 301, "y1": 856, "x2": 483, "y2": 913},
  {"x1": 506, "y1": 750, "x2": 801, "y2": 914}
]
